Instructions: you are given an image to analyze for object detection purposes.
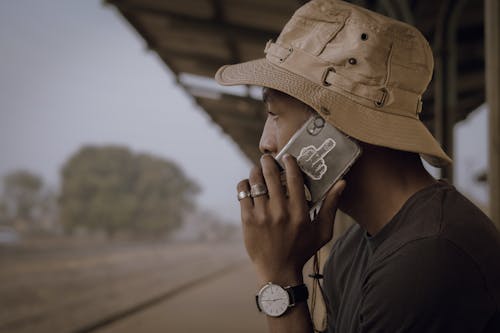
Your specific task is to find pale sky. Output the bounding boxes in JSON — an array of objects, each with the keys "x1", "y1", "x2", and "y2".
[
  {"x1": 0, "y1": 0, "x2": 251, "y2": 222},
  {"x1": 0, "y1": 0, "x2": 489, "y2": 223}
]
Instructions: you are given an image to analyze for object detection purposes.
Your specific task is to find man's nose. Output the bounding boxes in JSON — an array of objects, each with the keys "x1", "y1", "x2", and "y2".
[{"x1": 259, "y1": 118, "x2": 277, "y2": 155}]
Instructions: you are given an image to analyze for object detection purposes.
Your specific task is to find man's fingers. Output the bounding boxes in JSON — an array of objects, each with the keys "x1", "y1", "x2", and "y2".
[
  {"x1": 236, "y1": 179, "x2": 253, "y2": 212},
  {"x1": 282, "y1": 154, "x2": 307, "y2": 208},
  {"x1": 316, "y1": 180, "x2": 346, "y2": 231},
  {"x1": 260, "y1": 155, "x2": 285, "y2": 204},
  {"x1": 249, "y1": 165, "x2": 268, "y2": 209}
]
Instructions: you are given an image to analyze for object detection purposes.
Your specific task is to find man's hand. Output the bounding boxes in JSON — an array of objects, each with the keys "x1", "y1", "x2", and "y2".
[{"x1": 237, "y1": 154, "x2": 346, "y2": 285}]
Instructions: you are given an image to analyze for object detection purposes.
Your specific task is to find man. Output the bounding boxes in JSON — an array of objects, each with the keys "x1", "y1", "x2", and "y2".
[{"x1": 215, "y1": 1, "x2": 500, "y2": 332}]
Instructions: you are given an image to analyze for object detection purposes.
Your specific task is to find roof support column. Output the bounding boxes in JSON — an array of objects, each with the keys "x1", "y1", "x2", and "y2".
[
  {"x1": 433, "y1": 0, "x2": 467, "y2": 182},
  {"x1": 485, "y1": 0, "x2": 500, "y2": 228}
]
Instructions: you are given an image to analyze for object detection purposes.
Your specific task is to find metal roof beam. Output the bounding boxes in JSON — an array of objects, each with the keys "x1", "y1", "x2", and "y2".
[
  {"x1": 109, "y1": 1, "x2": 277, "y2": 42},
  {"x1": 485, "y1": 0, "x2": 500, "y2": 227}
]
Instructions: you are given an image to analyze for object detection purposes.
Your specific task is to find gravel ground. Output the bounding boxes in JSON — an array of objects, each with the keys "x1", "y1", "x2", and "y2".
[{"x1": 0, "y1": 238, "x2": 264, "y2": 333}]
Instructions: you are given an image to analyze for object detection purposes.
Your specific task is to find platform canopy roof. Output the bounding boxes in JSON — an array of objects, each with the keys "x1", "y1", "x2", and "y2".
[{"x1": 107, "y1": 0, "x2": 485, "y2": 164}]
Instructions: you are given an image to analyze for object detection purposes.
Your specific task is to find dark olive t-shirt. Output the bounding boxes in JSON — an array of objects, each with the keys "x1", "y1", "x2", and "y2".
[{"x1": 323, "y1": 182, "x2": 500, "y2": 333}]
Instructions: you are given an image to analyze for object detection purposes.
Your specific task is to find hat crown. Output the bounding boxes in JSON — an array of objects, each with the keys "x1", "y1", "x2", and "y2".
[
  {"x1": 275, "y1": 0, "x2": 434, "y2": 96},
  {"x1": 214, "y1": 0, "x2": 452, "y2": 167}
]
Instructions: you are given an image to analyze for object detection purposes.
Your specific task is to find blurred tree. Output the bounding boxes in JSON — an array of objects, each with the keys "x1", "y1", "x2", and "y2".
[
  {"x1": 2, "y1": 170, "x2": 44, "y2": 227},
  {"x1": 37, "y1": 188, "x2": 60, "y2": 232},
  {"x1": 59, "y1": 145, "x2": 200, "y2": 237}
]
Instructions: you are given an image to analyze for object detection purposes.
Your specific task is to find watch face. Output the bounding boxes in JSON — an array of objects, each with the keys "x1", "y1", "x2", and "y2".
[{"x1": 258, "y1": 283, "x2": 290, "y2": 317}]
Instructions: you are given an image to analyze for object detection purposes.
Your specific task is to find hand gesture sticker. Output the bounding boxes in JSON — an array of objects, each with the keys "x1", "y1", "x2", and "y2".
[{"x1": 297, "y1": 138, "x2": 336, "y2": 180}]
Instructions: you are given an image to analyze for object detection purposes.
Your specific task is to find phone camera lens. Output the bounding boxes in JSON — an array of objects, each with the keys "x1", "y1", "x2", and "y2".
[{"x1": 314, "y1": 118, "x2": 325, "y2": 128}]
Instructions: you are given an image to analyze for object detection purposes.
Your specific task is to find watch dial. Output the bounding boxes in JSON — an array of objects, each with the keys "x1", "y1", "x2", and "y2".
[{"x1": 258, "y1": 284, "x2": 289, "y2": 317}]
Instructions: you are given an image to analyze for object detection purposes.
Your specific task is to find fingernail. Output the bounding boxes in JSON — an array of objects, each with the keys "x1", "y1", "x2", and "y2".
[
  {"x1": 338, "y1": 180, "x2": 346, "y2": 195},
  {"x1": 280, "y1": 154, "x2": 287, "y2": 166}
]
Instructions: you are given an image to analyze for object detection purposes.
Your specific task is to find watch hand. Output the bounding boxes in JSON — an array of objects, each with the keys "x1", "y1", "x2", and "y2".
[{"x1": 261, "y1": 298, "x2": 287, "y2": 302}]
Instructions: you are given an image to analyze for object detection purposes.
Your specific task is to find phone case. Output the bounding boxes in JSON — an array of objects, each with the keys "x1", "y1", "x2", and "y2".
[{"x1": 275, "y1": 115, "x2": 362, "y2": 212}]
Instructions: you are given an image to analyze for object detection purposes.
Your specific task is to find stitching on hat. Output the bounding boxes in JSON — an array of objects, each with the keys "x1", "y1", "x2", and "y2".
[
  {"x1": 391, "y1": 61, "x2": 424, "y2": 72},
  {"x1": 333, "y1": 67, "x2": 383, "y2": 86},
  {"x1": 263, "y1": 46, "x2": 421, "y2": 119},
  {"x1": 383, "y1": 43, "x2": 394, "y2": 86},
  {"x1": 316, "y1": 19, "x2": 346, "y2": 56},
  {"x1": 318, "y1": 79, "x2": 419, "y2": 120},
  {"x1": 265, "y1": 41, "x2": 293, "y2": 62},
  {"x1": 345, "y1": 17, "x2": 381, "y2": 34},
  {"x1": 324, "y1": 68, "x2": 386, "y2": 102},
  {"x1": 391, "y1": 60, "x2": 430, "y2": 75},
  {"x1": 347, "y1": 18, "x2": 417, "y2": 45}
]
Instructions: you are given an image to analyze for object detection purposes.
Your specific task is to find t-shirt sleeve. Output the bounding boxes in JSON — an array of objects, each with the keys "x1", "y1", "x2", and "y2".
[{"x1": 359, "y1": 237, "x2": 495, "y2": 333}]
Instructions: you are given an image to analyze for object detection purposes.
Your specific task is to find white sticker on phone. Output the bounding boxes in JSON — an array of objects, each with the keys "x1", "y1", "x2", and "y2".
[{"x1": 297, "y1": 138, "x2": 336, "y2": 180}]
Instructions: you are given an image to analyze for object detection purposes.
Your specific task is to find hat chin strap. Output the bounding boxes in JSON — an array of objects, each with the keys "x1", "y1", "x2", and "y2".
[{"x1": 264, "y1": 41, "x2": 423, "y2": 118}]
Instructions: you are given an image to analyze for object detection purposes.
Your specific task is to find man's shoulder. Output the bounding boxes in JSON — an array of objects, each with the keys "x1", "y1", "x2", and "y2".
[
  {"x1": 438, "y1": 185, "x2": 500, "y2": 309},
  {"x1": 329, "y1": 222, "x2": 364, "y2": 259},
  {"x1": 330, "y1": 182, "x2": 499, "y2": 258},
  {"x1": 374, "y1": 184, "x2": 500, "y2": 311},
  {"x1": 359, "y1": 236, "x2": 499, "y2": 332},
  {"x1": 374, "y1": 182, "x2": 497, "y2": 259},
  {"x1": 324, "y1": 222, "x2": 364, "y2": 291},
  {"x1": 370, "y1": 236, "x2": 487, "y2": 285}
]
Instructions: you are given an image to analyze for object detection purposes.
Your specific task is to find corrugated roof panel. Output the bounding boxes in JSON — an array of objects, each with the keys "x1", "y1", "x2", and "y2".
[{"x1": 222, "y1": 1, "x2": 293, "y2": 32}]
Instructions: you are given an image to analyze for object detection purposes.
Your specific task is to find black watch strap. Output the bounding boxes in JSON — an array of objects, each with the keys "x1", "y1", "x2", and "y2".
[{"x1": 285, "y1": 283, "x2": 309, "y2": 305}]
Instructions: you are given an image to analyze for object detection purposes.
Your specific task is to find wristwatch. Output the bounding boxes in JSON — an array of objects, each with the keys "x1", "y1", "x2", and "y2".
[{"x1": 255, "y1": 282, "x2": 309, "y2": 317}]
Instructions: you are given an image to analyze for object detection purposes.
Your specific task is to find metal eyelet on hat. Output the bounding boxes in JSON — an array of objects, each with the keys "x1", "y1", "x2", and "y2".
[
  {"x1": 374, "y1": 88, "x2": 388, "y2": 107},
  {"x1": 278, "y1": 47, "x2": 293, "y2": 62},
  {"x1": 321, "y1": 67, "x2": 336, "y2": 87},
  {"x1": 320, "y1": 107, "x2": 331, "y2": 116},
  {"x1": 361, "y1": 33, "x2": 368, "y2": 41}
]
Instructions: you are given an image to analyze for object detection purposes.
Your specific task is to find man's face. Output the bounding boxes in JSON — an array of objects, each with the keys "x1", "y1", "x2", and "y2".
[
  {"x1": 259, "y1": 88, "x2": 312, "y2": 156},
  {"x1": 259, "y1": 88, "x2": 353, "y2": 213}
]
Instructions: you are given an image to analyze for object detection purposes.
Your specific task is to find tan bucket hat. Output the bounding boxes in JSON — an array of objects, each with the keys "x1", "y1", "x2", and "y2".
[{"x1": 215, "y1": 0, "x2": 452, "y2": 167}]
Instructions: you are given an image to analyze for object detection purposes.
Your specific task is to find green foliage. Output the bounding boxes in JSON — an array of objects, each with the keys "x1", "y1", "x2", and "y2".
[
  {"x1": 59, "y1": 145, "x2": 200, "y2": 236},
  {"x1": 2, "y1": 170, "x2": 43, "y2": 222}
]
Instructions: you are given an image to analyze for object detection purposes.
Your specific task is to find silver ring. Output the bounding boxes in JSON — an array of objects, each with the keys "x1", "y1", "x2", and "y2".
[
  {"x1": 250, "y1": 183, "x2": 268, "y2": 198},
  {"x1": 237, "y1": 190, "x2": 251, "y2": 201}
]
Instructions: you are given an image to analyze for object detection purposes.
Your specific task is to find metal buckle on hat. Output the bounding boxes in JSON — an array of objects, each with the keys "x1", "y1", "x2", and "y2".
[
  {"x1": 416, "y1": 99, "x2": 423, "y2": 117},
  {"x1": 374, "y1": 88, "x2": 388, "y2": 108},
  {"x1": 321, "y1": 67, "x2": 336, "y2": 87}
]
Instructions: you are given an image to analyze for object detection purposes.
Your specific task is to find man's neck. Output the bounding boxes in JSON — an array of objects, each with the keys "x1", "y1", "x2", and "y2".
[
  {"x1": 342, "y1": 152, "x2": 437, "y2": 236},
  {"x1": 356, "y1": 175, "x2": 436, "y2": 236}
]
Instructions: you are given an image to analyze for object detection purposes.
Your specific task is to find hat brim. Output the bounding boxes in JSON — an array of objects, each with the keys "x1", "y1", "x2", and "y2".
[{"x1": 215, "y1": 58, "x2": 452, "y2": 167}]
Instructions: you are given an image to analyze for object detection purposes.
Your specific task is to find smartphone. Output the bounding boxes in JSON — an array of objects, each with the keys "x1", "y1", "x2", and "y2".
[{"x1": 275, "y1": 114, "x2": 362, "y2": 214}]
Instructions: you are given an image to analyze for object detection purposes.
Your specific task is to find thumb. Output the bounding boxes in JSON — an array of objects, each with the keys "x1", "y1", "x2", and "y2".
[{"x1": 316, "y1": 180, "x2": 346, "y2": 233}]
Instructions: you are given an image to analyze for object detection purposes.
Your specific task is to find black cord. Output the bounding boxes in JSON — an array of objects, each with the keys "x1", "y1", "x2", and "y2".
[{"x1": 310, "y1": 251, "x2": 328, "y2": 333}]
